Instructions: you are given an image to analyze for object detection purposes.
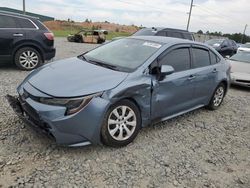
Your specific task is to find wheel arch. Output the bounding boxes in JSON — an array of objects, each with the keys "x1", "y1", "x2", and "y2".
[
  {"x1": 219, "y1": 79, "x2": 229, "y2": 94},
  {"x1": 110, "y1": 95, "x2": 150, "y2": 128},
  {"x1": 12, "y1": 43, "x2": 44, "y2": 62}
]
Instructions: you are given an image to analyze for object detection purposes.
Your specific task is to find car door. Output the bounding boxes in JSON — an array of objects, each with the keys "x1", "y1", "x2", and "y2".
[
  {"x1": 190, "y1": 46, "x2": 218, "y2": 105},
  {"x1": 151, "y1": 45, "x2": 197, "y2": 120},
  {"x1": 0, "y1": 14, "x2": 25, "y2": 61}
]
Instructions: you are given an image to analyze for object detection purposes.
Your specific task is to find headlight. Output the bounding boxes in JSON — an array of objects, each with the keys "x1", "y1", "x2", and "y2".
[{"x1": 39, "y1": 93, "x2": 102, "y2": 115}]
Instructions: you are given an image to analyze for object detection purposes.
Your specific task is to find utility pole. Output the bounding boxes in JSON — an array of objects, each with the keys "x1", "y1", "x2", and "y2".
[
  {"x1": 186, "y1": 0, "x2": 194, "y2": 31},
  {"x1": 241, "y1": 24, "x2": 248, "y2": 44},
  {"x1": 23, "y1": 0, "x2": 26, "y2": 14}
]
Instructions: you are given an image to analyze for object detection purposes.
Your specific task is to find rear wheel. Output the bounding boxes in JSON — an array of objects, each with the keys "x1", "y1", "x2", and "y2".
[
  {"x1": 207, "y1": 83, "x2": 226, "y2": 110},
  {"x1": 101, "y1": 100, "x2": 141, "y2": 147},
  {"x1": 14, "y1": 47, "x2": 42, "y2": 71}
]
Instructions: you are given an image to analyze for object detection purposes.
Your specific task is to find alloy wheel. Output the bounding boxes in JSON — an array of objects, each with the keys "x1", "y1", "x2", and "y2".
[
  {"x1": 19, "y1": 50, "x2": 39, "y2": 69},
  {"x1": 213, "y1": 86, "x2": 224, "y2": 107},
  {"x1": 108, "y1": 105, "x2": 137, "y2": 141}
]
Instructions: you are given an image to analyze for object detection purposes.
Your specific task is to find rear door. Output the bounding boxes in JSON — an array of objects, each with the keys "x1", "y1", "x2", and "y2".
[
  {"x1": 151, "y1": 45, "x2": 197, "y2": 119},
  {"x1": 0, "y1": 14, "x2": 25, "y2": 61},
  {"x1": 190, "y1": 46, "x2": 218, "y2": 105}
]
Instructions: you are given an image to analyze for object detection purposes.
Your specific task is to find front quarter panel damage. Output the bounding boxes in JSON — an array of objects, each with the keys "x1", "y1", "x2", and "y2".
[{"x1": 102, "y1": 74, "x2": 152, "y2": 127}]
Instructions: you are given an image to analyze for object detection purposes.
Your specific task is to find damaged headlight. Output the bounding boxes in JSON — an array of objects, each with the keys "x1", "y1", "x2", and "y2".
[{"x1": 39, "y1": 93, "x2": 102, "y2": 115}]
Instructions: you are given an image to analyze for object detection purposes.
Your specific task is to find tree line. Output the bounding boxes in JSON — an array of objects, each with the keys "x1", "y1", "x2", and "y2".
[{"x1": 197, "y1": 30, "x2": 250, "y2": 43}]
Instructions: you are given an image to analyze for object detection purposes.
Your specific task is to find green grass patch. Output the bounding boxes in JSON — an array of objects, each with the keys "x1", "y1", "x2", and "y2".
[
  {"x1": 52, "y1": 30, "x2": 131, "y2": 40},
  {"x1": 52, "y1": 30, "x2": 78, "y2": 37},
  {"x1": 106, "y1": 32, "x2": 131, "y2": 40}
]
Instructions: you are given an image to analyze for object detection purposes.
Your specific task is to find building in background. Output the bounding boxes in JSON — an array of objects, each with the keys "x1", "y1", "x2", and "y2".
[{"x1": 0, "y1": 7, "x2": 54, "y2": 22}]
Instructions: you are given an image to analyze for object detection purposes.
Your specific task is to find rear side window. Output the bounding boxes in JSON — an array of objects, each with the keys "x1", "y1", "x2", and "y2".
[
  {"x1": 0, "y1": 15, "x2": 19, "y2": 28},
  {"x1": 192, "y1": 48, "x2": 210, "y2": 68},
  {"x1": 17, "y1": 18, "x2": 36, "y2": 29},
  {"x1": 156, "y1": 31, "x2": 166, "y2": 36},
  {"x1": 183, "y1": 33, "x2": 193, "y2": 40},
  {"x1": 230, "y1": 40, "x2": 237, "y2": 47},
  {"x1": 160, "y1": 48, "x2": 191, "y2": 72},
  {"x1": 167, "y1": 32, "x2": 183, "y2": 39}
]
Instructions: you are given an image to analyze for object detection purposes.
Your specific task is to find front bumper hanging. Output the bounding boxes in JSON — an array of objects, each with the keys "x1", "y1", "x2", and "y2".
[{"x1": 5, "y1": 94, "x2": 54, "y2": 137}]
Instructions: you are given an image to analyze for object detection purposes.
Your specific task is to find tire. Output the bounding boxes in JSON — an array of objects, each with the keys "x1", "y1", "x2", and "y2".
[
  {"x1": 14, "y1": 47, "x2": 42, "y2": 71},
  {"x1": 101, "y1": 99, "x2": 141, "y2": 147},
  {"x1": 207, "y1": 83, "x2": 226, "y2": 110}
]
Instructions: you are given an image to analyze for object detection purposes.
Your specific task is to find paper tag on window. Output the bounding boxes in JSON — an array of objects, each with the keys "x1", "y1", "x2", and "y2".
[{"x1": 143, "y1": 42, "x2": 162, "y2": 48}]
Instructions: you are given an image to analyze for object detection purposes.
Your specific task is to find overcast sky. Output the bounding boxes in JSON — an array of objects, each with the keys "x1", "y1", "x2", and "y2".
[{"x1": 2, "y1": 0, "x2": 250, "y2": 35}]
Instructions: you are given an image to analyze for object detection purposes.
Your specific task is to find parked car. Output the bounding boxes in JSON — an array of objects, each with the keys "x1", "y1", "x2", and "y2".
[
  {"x1": 7, "y1": 36, "x2": 230, "y2": 147},
  {"x1": 67, "y1": 30, "x2": 108, "y2": 44},
  {"x1": 237, "y1": 42, "x2": 250, "y2": 53},
  {"x1": 0, "y1": 11, "x2": 55, "y2": 70},
  {"x1": 228, "y1": 51, "x2": 250, "y2": 87},
  {"x1": 113, "y1": 27, "x2": 195, "y2": 41},
  {"x1": 205, "y1": 39, "x2": 237, "y2": 57}
]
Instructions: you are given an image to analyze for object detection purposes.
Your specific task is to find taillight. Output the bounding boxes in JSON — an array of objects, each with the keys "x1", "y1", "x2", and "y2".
[{"x1": 44, "y1": 32, "x2": 54, "y2": 41}]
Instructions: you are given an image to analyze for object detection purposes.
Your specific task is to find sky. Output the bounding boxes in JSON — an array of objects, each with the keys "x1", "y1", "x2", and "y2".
[{"x1": 1, "y1": 0, "x2": 250, "y2": 35}]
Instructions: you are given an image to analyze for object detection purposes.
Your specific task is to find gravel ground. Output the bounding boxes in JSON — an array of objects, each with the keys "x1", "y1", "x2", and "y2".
[{"x1": 0, "y1": 38, "x2": 249, "y2": 188}]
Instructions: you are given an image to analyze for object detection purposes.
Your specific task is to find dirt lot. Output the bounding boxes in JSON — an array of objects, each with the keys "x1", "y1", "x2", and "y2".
[{"x1": 0, "y1": 38, "x2": 249, "y2": 188}]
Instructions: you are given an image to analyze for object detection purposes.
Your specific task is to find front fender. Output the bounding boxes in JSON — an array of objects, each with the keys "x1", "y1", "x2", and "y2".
[{"x1": 103, "y1": 74, "x2": 152, "y2": 127}]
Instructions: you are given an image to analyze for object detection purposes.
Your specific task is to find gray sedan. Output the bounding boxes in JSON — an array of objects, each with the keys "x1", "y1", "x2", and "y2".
[
  {"x1": 7, "y1": 36, "x2": 230, "y2": 147},
  {"x1": 229, "y1": 51, "x2": 250, "y2": 88}
]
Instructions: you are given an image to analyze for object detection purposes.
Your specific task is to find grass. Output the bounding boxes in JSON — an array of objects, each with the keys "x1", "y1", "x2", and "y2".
[{"x1": 52, "y1": 30, "x2": 131, "y2": 40}]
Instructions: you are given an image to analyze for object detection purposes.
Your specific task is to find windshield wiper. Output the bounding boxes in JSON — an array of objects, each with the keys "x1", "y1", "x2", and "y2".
[
  {"x1": 88, "y1": 58, "x2": 120, "y2": 71},
  {"x1": 78, "y1": 55, "x2": 89, "y2": 62}
]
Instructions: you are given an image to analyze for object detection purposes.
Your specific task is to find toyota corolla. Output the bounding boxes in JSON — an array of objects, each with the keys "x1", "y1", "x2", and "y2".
[{"x1": 7, "y1": 36, "x2": 230, "y2": 147}]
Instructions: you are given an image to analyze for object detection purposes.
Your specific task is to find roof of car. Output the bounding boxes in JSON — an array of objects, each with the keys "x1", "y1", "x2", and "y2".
[
  {"x1": 0, "y1": 10, "x2": 39, "y2": 20},
  {"x1": 129, "y1": 35, "x2": 198, "y2": 45},
  {"x1": 142, "y1": 27, "x2": 190, "y2": 33}
]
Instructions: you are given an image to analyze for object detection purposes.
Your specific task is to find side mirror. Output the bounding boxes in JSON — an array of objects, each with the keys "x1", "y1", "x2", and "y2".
[{"x1": 161, "y1": 65, "x2": 175, "y2": 76}]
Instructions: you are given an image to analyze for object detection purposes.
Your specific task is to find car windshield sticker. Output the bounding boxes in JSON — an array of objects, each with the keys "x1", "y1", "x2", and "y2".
[{"x1": 143, "y1": 42, "x2": 162, "y2": 49}]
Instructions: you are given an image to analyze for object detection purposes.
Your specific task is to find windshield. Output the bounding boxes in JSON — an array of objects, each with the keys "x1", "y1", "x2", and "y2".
[
  {"x1": 230, "y1": 51, "x2": 250, "y2": 63},
  {"x1": 83, "y1": 38, "x2": 162, "y2": 72},
  {"x1": 241, "y1": 43, "x2": 250, "y2": 48},
  {"x1": 205, "y1": 39, "x2": 224, "y2": 45}
]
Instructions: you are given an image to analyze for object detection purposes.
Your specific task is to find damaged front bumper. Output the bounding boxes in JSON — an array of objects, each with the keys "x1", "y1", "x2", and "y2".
[{"x1": 6, "y1": 95, "x2": 91, "y2": 147}]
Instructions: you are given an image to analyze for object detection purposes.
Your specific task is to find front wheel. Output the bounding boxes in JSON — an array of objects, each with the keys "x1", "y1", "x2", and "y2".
[
  {"x1": 207, "y1": 83, "x2": 226, "y2": 110},
  {"x1": 101, "y1": 100, "x2": 141, "y2": 147}
]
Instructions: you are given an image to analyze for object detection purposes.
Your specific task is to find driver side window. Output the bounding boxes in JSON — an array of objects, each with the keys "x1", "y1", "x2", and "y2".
[{"x1": 159, "y1": 48, "x2": 191, "y2": 72}]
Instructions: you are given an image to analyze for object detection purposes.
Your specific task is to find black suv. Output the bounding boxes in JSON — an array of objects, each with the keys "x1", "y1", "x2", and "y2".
[
  {"x1": 133, "y1": 27, "x2": 195, "y2": 41},
  {"x1": 0, "y1": 11, "x2": 55, "y2": 70},
  {"x1": 205, "y1": 39, "x2": 238, "y2": 57}
]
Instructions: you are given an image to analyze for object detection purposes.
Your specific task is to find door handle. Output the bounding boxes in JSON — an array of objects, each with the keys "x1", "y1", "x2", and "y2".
[
  {"x1": 212, "y1": 68, "x2": 217, "y2": 73},
  {"x1": 188, "y1": 75, "x2": 196, "y2": 80},
  {"x1": 13, "y1": 33, "x2": 24, "y2": 37}
]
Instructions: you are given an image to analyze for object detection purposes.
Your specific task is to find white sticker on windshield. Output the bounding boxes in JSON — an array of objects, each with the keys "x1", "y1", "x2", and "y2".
[{"x1": 143, "y1": 42, "x2": 162, "y2": 49}]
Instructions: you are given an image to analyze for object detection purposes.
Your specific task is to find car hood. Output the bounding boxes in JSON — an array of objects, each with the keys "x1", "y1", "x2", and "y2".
[{"x1": 27, "y1": 57, "x2": 128, "y2": 97}]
